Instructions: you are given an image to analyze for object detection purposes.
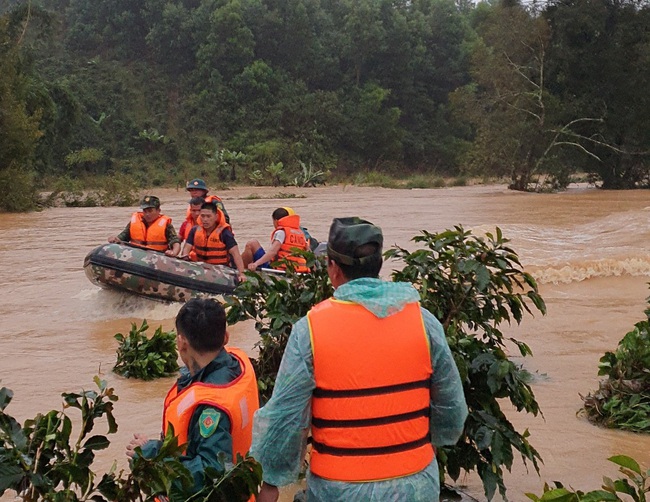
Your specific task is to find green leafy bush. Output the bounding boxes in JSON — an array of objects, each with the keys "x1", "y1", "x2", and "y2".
[
  {"x1": 526, "y1": 455, "x2": 649, "y2": 502},
  {"x1": 65, "y1": 148, "x2": 105, "y2": 170},
  {"x1": 0, "y1": 167, "x2": 39, "y2": 212},
  {"x1": 226, "y1": 252, "x2": 333, "y2": 402},
  {"x1": 0, "y1": 378, "x2": 262, "y2": 501},
  {"x1": 386, "y1": 226, "x2": 546, "y2": 501},
  {"x1": 113, "y1": 320, "x2": 179, "y2": 380},
  {"x1": 581, "y1": 297, "x2": 650, "y2": 432}
]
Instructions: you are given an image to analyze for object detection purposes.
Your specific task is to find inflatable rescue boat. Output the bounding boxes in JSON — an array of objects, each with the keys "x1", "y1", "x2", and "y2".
[{"x1": 83, "y1": 243, "x2": 240, "y2": 302}]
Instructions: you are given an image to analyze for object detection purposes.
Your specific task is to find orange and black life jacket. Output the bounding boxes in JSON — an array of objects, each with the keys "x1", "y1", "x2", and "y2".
[
  {"x1": 129, "y1": 212, "x2": 171, "y2": 252},
  {"x1": 192, "y1": 213, "x2": 231, "y2": 265},
  {"x1": 162, "y1": 347, "x2": 259, "y2": 462},
  {"x1": 308, "y1": 299, "x2": 434, "y2": 482},
  {"x1": 272, "y1": 214, "x2": 309, "y2": 273}
]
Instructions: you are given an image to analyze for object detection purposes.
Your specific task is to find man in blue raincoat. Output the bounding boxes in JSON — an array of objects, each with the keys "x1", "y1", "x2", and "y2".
[{"x1": 252, "y1": 217, "x2": 468, "y2": 502}]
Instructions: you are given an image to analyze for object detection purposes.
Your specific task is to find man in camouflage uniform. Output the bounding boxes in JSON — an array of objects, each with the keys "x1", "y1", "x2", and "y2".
[{"x1": 108, "y1": 195, "x2": 181, "y2": 256}]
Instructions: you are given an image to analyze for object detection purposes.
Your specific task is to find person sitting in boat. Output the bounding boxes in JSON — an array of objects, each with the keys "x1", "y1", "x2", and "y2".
[
  {"x1": 108, "y1": 195, "x2": 181, "y2": 256},
  {"x1": 126, "y1": 298, "x2": 259, "y2": 497},
  {"x1": 186, "y1": 178, "x2": 230, "y2": 224},
  {"x1": 179, "y1": 196, "x2": 204, "y2": 243},
  {"x1": 242, "y1": 207, "x2": 311, "y2": 273},
  {"x1": 179, "y1": 201, "x2": 246, "y2": 282}
]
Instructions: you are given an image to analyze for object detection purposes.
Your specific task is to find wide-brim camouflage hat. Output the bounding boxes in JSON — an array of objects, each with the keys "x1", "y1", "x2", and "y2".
[
  {"x1": 186, "y1": 178, "x2": 208, "y2": 191},
  {"x1": 327, "y1": 217, "x2": 383, "y2": 266},
  {"x1": 140, "y1": 195, "x2": 161, "y2": 209}
]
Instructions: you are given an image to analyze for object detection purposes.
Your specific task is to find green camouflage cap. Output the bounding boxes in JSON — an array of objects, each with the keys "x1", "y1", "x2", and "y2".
[
  {"x1": 186, "y1": 178, "x2": 208, "y2": 191},
  {"x1": 140, "y1": 195, "x2": 161, "y2": 209},
  {"x1": 327, "y1": 217, "x2": 383, "y2": 266}
]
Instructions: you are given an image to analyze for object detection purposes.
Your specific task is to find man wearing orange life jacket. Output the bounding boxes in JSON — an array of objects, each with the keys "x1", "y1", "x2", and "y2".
[
  {"x1": 108, "y1": 195, "x2": 181, "y2": 256},
  {"x1": 242, "y1": 207, "x2": 310, "y2": 273},
  {"x1": 126, "y1": 298, "x2": 259, "y2": 497},
  {"x1": 178, "y1": 196, "x2": 205, "y2": 243},
  {"x1": 185, "y1": 178, "x2": 230, "y2": 224},
  {"x1": 179, "y1": 201, "x2": 247, "y2": 282},
  {"x1": 251, "y1": 217, "x2": 468, "y2": 502}
]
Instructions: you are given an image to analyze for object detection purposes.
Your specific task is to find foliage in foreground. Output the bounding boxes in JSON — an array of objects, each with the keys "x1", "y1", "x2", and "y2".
[
  {"x1": 387, "y1": 226, "x2": 546, "y2": 501},
  {"x1": 526, "y1": 455, "x2": 649, "y2": 502},
  {"x1": 0, "y1": 378, "x2": 261, "y2": 501},
  {"x1": 113, "y1": 320, "x2": 179, "y2": 380},
  {"x1": 228, "y1": 228, "x2": 545, "y2": 500},
  {"x1": 580, "y1": 295, "x2": 650, "y2": 432}
]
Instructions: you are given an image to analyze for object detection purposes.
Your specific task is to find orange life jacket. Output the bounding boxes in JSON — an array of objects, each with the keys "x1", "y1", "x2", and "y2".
[
  {"x1": 162, "y1": 347, "x2": 260, "y2": 462},
  {"x1": 179, "y1": 216, "x2": 197, "y2": 242},
  {"x1": 272, "y1": 214, "x2": 309, "y2": 273},
  {"x1": 191, "y1": 213, "x2": 231, "y2": 265},
  {"x1": 129, "y1": 212, "x2": 171, "y2": 252},
  {"x1": 308, "y1": 299, "x2": 434, "y2": 482}
]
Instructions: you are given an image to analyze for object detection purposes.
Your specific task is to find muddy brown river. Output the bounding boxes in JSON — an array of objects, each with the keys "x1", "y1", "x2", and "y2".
[{"x1": 1, "y1": 184, "x2": 649, "y2": 501}]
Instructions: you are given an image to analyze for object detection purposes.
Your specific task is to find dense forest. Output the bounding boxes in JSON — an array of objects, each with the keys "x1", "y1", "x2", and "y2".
[{"x1": 1, "y1": 0, "x2": 650, "y2": 210}]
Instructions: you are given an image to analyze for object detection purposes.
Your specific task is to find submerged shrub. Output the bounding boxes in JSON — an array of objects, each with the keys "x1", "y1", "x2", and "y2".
[
  {"x1": 113, "y1": 319, "x2": 179, "y2": 380},
  {"x1": 581, "y1": 296, "x2": 650, "y2": 433}
]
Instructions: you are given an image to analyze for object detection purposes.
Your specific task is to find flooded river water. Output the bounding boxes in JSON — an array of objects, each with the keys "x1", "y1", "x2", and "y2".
[{"x1": 1, "y1": 183, "x2": 649, "y2": 501}]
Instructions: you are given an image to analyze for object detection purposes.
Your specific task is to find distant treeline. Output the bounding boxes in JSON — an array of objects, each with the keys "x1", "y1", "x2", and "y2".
[{"x1": 1, "y1": 0, "x2": 649, "y2": 208}]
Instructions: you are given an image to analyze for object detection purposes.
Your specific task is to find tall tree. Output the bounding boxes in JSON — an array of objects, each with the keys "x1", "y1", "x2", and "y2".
[{"x1": 544, "y1": 0, "x2": 650, "y2": 188}]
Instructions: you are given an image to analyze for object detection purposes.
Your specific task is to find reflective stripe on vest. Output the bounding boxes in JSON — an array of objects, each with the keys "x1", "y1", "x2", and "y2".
[
  {"x1": 162, "y1": 347, "x2": 260, "y2": 462},
  {"x1": 308, "y1": 299, "x2": 434, "y2": 482},
  {"x1": 129, "y1": 212, "x2": 170, "y2": 252},
  {"x1": 193, "y1": 218, "x2": 231, "y2": 265},
  {"x1": 273, "y1": 214, "x2": 309, "y2": 273}
]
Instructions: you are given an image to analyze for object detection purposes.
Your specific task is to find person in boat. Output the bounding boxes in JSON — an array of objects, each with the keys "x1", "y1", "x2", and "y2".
[
  {"x1": 185, "y1": 178, "x2": 230, "y2": 224},
  {"x1": 178, "y1": 196, "x2": 204, "y2": 243},
  {"x1": 242, "y1": 207, "x2": 310, "y2": 273},
  {"x1": 108, "y1": 195, "x2": 181, "y2": 256},
  {"x1": 251, "y1": 217, "x2": 468, "y2": 502},
  {"x1": 178, "y1": 201, "x2": 247, "y2": 282},
  {"x1": 126, "y1": 298, "x2": 259, "y2": 495}
]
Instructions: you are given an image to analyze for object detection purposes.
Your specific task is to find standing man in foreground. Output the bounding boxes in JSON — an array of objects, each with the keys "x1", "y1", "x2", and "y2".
[
  {"x1": 108, "y1": 195, "x2": 181, "y2": 256},
  {"x1": 126, "y1": 298, "x2": 259, "y2": 494},
  {"x1": 251, "y1": 217, "x2": 468, "y2": 502}
]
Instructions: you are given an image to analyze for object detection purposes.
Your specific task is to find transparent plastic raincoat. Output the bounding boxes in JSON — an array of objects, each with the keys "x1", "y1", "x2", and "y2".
[{"x1": 250, "y1": 278, "x2": 468, "y2": 501}]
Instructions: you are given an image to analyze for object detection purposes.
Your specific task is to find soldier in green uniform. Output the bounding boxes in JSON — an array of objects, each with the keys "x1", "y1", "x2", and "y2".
[
  {"x1": 108, "y1": 195, "x2": 181, "y2": 256},
  {"x1": 126, "y1": 298, "x2": 259, "y2": 494}
]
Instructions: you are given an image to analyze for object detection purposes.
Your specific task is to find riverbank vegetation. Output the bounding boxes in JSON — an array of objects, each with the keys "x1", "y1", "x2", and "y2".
[
  {"x1": 2, "y1": 0, "x2": 650, "y2": 211},
  {"x1": 227, "y1": 227, "x2": 546, "y2": 500}
]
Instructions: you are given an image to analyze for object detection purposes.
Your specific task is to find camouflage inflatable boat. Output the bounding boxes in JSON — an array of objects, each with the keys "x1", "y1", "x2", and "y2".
[{"x1": 83, "y1": 243, "x2": 240, "y2": 302}]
